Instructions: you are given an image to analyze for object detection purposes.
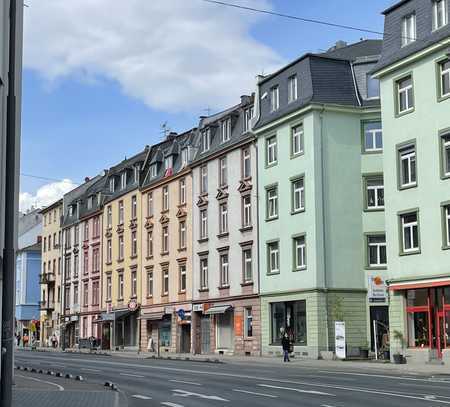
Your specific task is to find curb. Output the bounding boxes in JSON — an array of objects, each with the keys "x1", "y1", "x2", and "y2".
[
  {"x1": 15, "y1": 365, "x2": 84, "y2": 382},
  {"x1": 145, "y1": 355, "x2": 223, "y2": 364}
]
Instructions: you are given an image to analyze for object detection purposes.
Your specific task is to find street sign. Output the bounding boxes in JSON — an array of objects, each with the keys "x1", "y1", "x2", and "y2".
[{"x1": 335, "y1": 321, "x2": 346, "y2": 359}]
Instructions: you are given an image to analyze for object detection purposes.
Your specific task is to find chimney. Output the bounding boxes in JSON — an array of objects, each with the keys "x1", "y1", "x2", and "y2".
[
  {"x1": 240, "y1": 95, "x2": 251, "y2": 105},
  {"x1": 84, "y1": 176, "x2": 90, "y2": 183},
  {"x1": 166, "y1": 131, "x2": 177, "y2": 141},
  {"x1": 335, "y1": 40, "x2": 347, "y2": 49}
]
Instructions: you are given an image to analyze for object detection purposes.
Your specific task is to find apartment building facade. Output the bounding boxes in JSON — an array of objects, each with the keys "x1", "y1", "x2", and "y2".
[
  {"x1": 253, "y1": 40, "x2": 385, "y2": 358},
  {"x1": 39, "y1": 200, "x2": 62, "y2": 346},
  {"x1": 373, "y1": 0, "x2": 450, "y2": 363},
  {"x1": 191, "y1": 96, "x2": 261, "y2": 356}
]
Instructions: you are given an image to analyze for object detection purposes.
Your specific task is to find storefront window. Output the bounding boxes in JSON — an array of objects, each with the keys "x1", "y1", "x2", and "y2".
[
  {"x1": 407, "y1": 311, "x2": 429, "y2": 347},
  {"x1": 159, "y1": 317, "x2": 171, "y2": 347},
  {"x1": 270, "y1": 300, "x2": 307, "y2": 345},
  {"x1": 406, "y1": 288, "x2": 428, "y2": 307}
]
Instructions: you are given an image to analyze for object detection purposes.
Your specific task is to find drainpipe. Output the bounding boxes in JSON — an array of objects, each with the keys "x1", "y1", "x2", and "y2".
[
  {"x1": 254, "y1": 137, "x2": 262, "y2": 356},
  {"x1": 350, "y1": 62, "x2": 362, "y2": 107}
]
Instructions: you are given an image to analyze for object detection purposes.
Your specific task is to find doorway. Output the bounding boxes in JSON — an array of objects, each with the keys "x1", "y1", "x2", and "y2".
[
  {"x1": 180, "y1": 324, "x2": 191, "y2": 353},
  {"x1": 200, "y1": 316, "x2": 210, "y2": 354},
  {"x1": 370, "y1": 306, "x2": 389, "y2": 352}
]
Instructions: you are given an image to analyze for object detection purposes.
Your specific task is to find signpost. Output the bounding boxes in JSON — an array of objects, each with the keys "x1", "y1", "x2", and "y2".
[
  {"x1": 335, "y1": 321, "x2": 346, "y2": 359},
  {"x1": 368, "y1": 275, "x2": 387, "y2": 303}
]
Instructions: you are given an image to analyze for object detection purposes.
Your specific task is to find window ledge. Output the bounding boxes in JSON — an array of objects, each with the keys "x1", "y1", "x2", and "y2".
[
  {"x1": 267, "y1": 271, "x2": 280, "y2": 276},
  {"x1": 395, "y1": 107, "x2": 415, "y2": 118},
  {"x1": 239, "y1": 226, "x2": 253, "y2": 233},
  {"x1": 399, "y1": 183, "x2": 417, "y2": 191},
  {"x1": 442, "y1": 245, "x2": 450, "y2": 251},
  {"x1": 178, "y1": 290, "x2": 186, "y2": 295},
  {"x1": 160, "y1": 251, "x2": 169, "y2": 256},
  {"x1": 198, "y1": 238, "x2": 209, "y2": 244},
  {"x1": 291, "y1": 209, "x2": 305, "y2": 216},
  {"x1": 241, "y1": 281, "x2": 254, "y2": 287},
  {"x1": 217, "y1": 232, "x2": 229, "y2": 239},
  {"x1": 399, "y1": 249, "x2": 421, "y2": 257},
  {"x1": 290, "y1": 151, "x2": 304, "y2": 160},
  {"x1": 293, "y1": 267, "x2": 307, "y2": 272},
  {"x1": 265, "y1": 216, "x2": 279, "y2": 223},
  {"x1": 160, "y1": 209, "x2": 169, "y2": 215},
  {"x1": 117, "y1": 258, "x2": 124, "y2": 263},
  {"x1": 364, "y1": 207, "x2": 385, "y2": 213},
  {"x1": 178, "y1": 247, "x2": 187, "y2": 252},
  {"x1": 365, "y1": 266, "x2": 387, "y2": 271},
  {"x1": 218, "y1": 285, "x2": 230, "y2": 290},
  {"x1": 130, "y1": 255, "x2": 138, "y2": 260},
  {"x1": 198, "y1": 288, "x2": 209, "y2": 293},
  {"x1": 145, "y1": 256, "x2": 154, "y2": 261}
]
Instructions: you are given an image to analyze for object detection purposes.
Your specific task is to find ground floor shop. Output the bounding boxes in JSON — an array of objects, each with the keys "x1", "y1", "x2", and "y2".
[
  {"x1": 40, "y1": 313, "x2": 60, "y2": 347},
  {"x1": 389, "y1": 279, "x2": 450, "y2": 363},
  {"x1": 62, "y1": 316, "x2": 79, "y2": 349},
  {"x1": 191, "y1": 296, "x2": 260, "y2": 356},
  {"x1": 260, "y1": 290, "x2": 367, "y2": 359},
  {"x1": 99, "y1": 308, "x2": 139, "y2": 350}
]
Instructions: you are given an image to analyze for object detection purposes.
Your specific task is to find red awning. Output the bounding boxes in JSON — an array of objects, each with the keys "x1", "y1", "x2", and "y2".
[{"x1": 389, "y1": 279, "x2": 450, "y2": 291}]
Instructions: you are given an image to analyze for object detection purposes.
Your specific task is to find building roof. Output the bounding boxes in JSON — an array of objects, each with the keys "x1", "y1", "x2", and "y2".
[
  {"x1": 320, "y1": 40, "x2": 383, "y2": 60},
  {"x1": 40, "y1": 198, "x2": 63, "y2": 214},
  {"x1": 382, "y1": 0, "x2": 411, "y2": 15}
]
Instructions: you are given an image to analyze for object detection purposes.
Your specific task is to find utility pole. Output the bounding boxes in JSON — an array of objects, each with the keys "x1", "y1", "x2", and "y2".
[{"x1": 0, "y1": 1, "x2": 23, "y2": 406}]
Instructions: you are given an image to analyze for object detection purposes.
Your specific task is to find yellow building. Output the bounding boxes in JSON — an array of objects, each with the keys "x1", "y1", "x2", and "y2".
[
  {"x1": 101, "y1": 150, "x2": 148, "y2": 350},
  {"x1": 39, "y1": 199, "x2": 63, "y2": 347}
]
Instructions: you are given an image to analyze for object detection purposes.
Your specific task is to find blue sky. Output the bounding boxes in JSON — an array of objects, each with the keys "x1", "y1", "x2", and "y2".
[{"x1": 19, "y1": 0, "x2": 394, "y2": 210}]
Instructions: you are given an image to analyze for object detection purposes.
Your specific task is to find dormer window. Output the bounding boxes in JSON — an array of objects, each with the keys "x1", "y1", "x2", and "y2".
[
  {"x1": 221, "y1": 118, "x2": 231, "y2": 142},
  {"x1": 87, "y1": 196, "x2": 93, "y2": 210},
  {"x1": 134, "y1": 166, "x2": 139, "y2": 183},
  {"x1": 243, "y1": 106, "x2": 254, "y2": 133},
  {"x1": 120, "y1": 172, "x2": 127, "y2": 190},
  {"x1": 201, "y1": 130, "x2": 210, "y2": 153},
  {"x1": 181, "y1": 147, "x2": 189, "y2": 167},
  {"x1": 150, "y1": 164, "x2": 158, "y2": 178},
  {"x1": 433, "y1": 0, "x2": 448, "y2": 31},
  {"x1": 109, "y1": 178, "x2": 115, "y2": 193},
  {"x1": 69, "y1": 205, "x2": 74, "y2": 217},
  {"x1": 97, "y1": 192, "x2": 101, "y2": 206},
  {"x1": 270, "y1": 86, "x2": 279, "y2": 112},
  {"x1": 367, "y1": 74, "x2": 380, "y2": 99},
  {"x1": 164, "y1": 156, "x2": 173, "y2": 170},
  {"x1": 401, "y1": 13, "x2": 416, "y2": 47},
  {"x1": 288, "y1": 75, "x2": 298, "y2": 103}
]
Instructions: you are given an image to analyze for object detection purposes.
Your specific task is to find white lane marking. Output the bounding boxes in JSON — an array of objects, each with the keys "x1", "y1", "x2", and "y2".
[
  {"x1": 319, "y1": 370, "x2": 446, "y2": 383},
  {"x1": 81, "y1": 368, "x2": 101, "y2": 373},
  {"x1": 259, "y1": 384, "x2": 335, "y2": 396},
  {"x1": 232, "y1": 389, "x2": 278, "y2": 398},
  {"x1": 119, "y1": 373, "x2": 145, "y2": 378},
  {"x1": 169, "y1": 379, "x2": 201, "y2": 386},
  {"x1": 132, "y1": 394, "x2": 152, "y2": 400},
  {"x1": 161, "y1": 403, "x2": 184, "y2": 407},
  {"x1": 16, "y1": 374, "x2": 64, "y2": 391},
  {"x1": 321, "y1": 405, "x2": 337, "y2": 407},
  {"x1": 172, "y1": 389, "x2": 229, "y2": 401}
]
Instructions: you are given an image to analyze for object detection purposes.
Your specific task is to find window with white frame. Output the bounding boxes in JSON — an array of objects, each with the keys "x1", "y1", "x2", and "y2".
[
  {"x1": 162, "y1": 186, "x2": 169, "y2": 211},
  {"x1": 242, "y1": 147, "x2": 251, "y2": 178},
  {"x1": 293, "y1": 235, "x2": 306, "y2": 270},
  {"x1": 292, "y1": 178, "x2": 305, "y2": 213},
  {"x1": 162, "y1": 268, "x2": 169, "y2": 295},
  {"x1": 267, "y1": 241, "x2": 280, "y2": 274},
  {"x1": 220, "y1": 253, "x2": 229, "y2": 286},
  {"x1": 118, "y1": 273, "x2": 124, "y2": 299},
  {"x1": 181, "y1": 147, "x2": 189, "y2": 167},
  {"x1": 363, "y1": 121, "x2": 383, "y2": 152},
  {"x1": 74, "y1": 285, "x2": 80, "y2": 305},
  {"x1": 367, "y1": 74, "x2": 380, "y2": 99},
  {"x1": 245, "y1": 307, "x2": 253, "y2": 337},
  {"x1": 131, "y1": 269, "x2": 137, "y2": 297},
  {"x1": 221, "y1": 118, "x2": 231, "y2": 142},
  {"x1": 433, "y1": 0, "x2": 448, "y2": 30},
  {"x1": 365, "y1": 176, "x2": 384, "y2": 210},
  {"x1": 444, "y1": 205, "x2": 450, "y2": 247},
  {"x1": 147, "y1": 230, "x2": 153, "y2": 257},
  {"x1": 201, "y1": 130, "x2": 210, "y2": 152},
  {"x1": 150, "y1": 164, "x2": 157, "y2": 178},
  {"x1": 107, "y1": 205, "x2": 112, "y2": 228},
  {"x1": 118, "y1": 235, "x2": 124, "y2": 260},
  {"x1": 442, "y1": 134, "x2": 450, "y2": 177},
  {"x1": 179, "y1": 220, "x2": 186, "y2": 249},
  {"x1": 107, "y1": 239, "x2": 112, "y2": 263},
  {"x1": 87, "y1": 196, "x2": 93, "y2": 210},
  {"x1": 219, "y1": 203, "x2": 228, "y2": 234},
  {"x1": 266, "y1": 136, "x2": 277, "y2": 165},
  {"x1": 83, "y1": 282, "x2": 89, "y2": 306},
  {"x1": 131, "y1": 231, "x2": 137, "y2": 256},
  {"x1": 399, "y1": 144, "x2": 417, "y2": 187},
  {"x1": 162, "y1": 226, "x2": 169, "y2": 253},
  {"x1": 242, "y1": 247, "x2": 252, "y2": 283},
  {"x1": 400, "y1": 212, "x2": 420, "y2": 253},
  {"x1": 179, "y1": 178, "x2": 186, "y2": 205},
  {"x1": 121, "y1": 172, "x2": 127, "y2": 190},
  {"x1": 291, "y1": 124, "x2": 304, "y2": 156},
  {"x1": 147, "y1": 192, "x2": 153, "y2": 217},
  {"x1": 179, "y1": 264, "x2": 186, "y2": 293},
  {"x1": 134, "y1": 165, "x2": 139, "y2": 183},
  {"x1": 270, "y1": 86, "x2": 279, "y2": 111},
  {"x1": 200, "y1": 209, "x2": 208, "y2": 239},
  {"x1": 440, "y1": 59, "x2": 450, "y2": 98},
  {"x1": 200, "y1": 257, "x2": 208, "y2": 289},
  {"x1": 242, "y1": 195, "x2": 252, "y2": 228},
  {"x1": 267, "y1": 186, "x2": 278, "y2": 219},
  {"x1": 131, "y1": 195, "x2": 137, "y2": 219},
  {"x1": 200, "y1": 165, "x2": 208, "y2": 194},
  {"x1": 288, "y1": 75, "x2": 298, "y2": 103},
  {"x1": 118, "y1": 200, "x2": 124, "y2": 224},
  {"x1": 397, "y1": 76, "x2": 414, "y2": 113},
  {"x1": 401, "y1": 13, "x2": 416, "y2": 46},
  {"x1": 109, "y1": 178, "x2": 115, "y2": 193},
  {"x1": 243, "y1": 106, "x2": 254, "y2": 133},
  {"x1": 106, "y1": 275, "x2": 112, "y2": 301},
  {"x1": 219, "y1": 156, "x2": 227, "y2": 187},
  {"x1": 164, "y1": 155, "x2": 173, "y2": 171},
  {"x1": 367, "y1": 235, "x2": 387, "y2": 267},
  {"x1": 147, "y1": 269, "x2": 153, "y2": 297}
]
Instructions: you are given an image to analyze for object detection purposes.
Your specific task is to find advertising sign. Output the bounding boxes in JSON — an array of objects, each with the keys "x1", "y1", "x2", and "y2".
[
  {"x1": 335, "y1": 321, "x2": 346, "y2": 359},
  {"x1": 368, "y1": 275, "x2": 387, "y2": 303},
  {"x1": 234, "y1": 315, "x2": 243, "y2": 337}
]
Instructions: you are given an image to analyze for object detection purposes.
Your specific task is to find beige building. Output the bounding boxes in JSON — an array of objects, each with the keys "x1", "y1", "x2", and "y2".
[{"x1": 39, "y1": 199, "x2": 63, "y2": 347}]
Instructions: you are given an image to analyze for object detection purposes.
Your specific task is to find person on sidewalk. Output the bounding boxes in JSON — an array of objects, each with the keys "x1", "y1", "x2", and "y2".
[{"x1": 281, "y1": 332, "x2": 291, "y2": 362}]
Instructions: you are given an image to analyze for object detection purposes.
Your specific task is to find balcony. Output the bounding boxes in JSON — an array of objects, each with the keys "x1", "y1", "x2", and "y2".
[
  {"x1": 39, "y1": 300, "x2": 55, "y2": 311},
  {"x1": 39, "y1": 272, "x2": 56, "y2": 285}
]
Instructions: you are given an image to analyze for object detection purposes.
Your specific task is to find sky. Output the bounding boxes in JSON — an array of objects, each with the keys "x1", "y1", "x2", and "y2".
[{"x1": 19, "y1": 0, "x2": 394, "y2": 211}]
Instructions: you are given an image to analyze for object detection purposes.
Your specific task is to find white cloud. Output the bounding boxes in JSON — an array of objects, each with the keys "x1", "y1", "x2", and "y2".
[
  {"x1": 19, "y1": 180, "x2": 75, "y2": 212},
  {"x1": 23, "y1": 0, "x2": 283, "y2": 112}
]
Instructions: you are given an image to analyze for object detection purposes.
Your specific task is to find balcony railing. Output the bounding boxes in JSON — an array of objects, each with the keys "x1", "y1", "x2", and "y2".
[
  {"x1": 39, "y1": 272, "x2": 56, "y2": 284},
  {"x1": 39, "y1": 300, "x2": 55, "y2": 311}
]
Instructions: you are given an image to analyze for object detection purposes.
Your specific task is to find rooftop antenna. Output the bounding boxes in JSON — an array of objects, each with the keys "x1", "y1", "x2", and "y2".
[
  {"x1": 160, "y1": 122, "x2": 170, "y2": 139},
  {"x1": 203, "y1": 107, "x2": 212, "y2": 117}
]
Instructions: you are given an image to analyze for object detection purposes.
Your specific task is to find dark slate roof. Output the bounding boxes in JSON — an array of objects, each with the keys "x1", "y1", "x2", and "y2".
[
  {"x1": 373, "y1": 0, "x2": 450, "y2": 73},
  {"x1": 382, "y1": 0, "x2": 412, "y2": 15},
  {"x1": 320, "y1": 40, "x2": 383, "y2": 60},
  {"x1": 190, "y1": 95, "x2": 254, "y2": 166},
  {"x1": 78, "y1": 173, "x2": 109, "y2": 220}
]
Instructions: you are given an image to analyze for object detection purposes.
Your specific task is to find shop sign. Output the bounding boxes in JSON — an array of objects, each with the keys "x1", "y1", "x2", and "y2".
[
  {"x1": 164, "y1": 306, "x2": 174, "y2": 315},
  {"x1": 192, "y1": 304, "x2": 203, "y2": 312},
  {"x1": 70, "y1": 315, "x2": 79, "y2": 322},
  {"x1": 335, "y1": 321, "x2": 346, "y2": 359},
  {"x1": 368, "y1": 275, "x2": 387, "y2": 303},
  {"x1": 128, "y1": 299, "x2": 139, "y2": 312}
]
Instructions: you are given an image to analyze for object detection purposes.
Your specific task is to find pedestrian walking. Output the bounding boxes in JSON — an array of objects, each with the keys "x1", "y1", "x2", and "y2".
[{"x1": 281, "y1": 332, "x2": 290, "y2": 362}]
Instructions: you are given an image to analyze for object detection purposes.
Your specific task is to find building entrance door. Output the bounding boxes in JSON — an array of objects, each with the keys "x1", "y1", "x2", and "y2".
[{"x1": 201, "y1": 316, "x2": 210, "y2": 354}]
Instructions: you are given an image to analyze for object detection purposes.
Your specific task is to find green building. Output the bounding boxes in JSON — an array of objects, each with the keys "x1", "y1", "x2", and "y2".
[
  {"x1": 373, "y1": 0, "x2": 450, "y2": 363},
  {"x1": 253, "y1": 40, "x2": 388, "y2": 358}
]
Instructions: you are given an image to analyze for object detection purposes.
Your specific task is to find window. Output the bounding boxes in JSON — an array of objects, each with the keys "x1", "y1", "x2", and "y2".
[
  {"x1": 292, "y1": 178, "x2": 305, "y2": 213},
  {"x1": 48, "y1": 235, "x2": 52, "y2": 250},
  {"x1": 121, "y1": 172, "x2": 127, "y2": 190},
  {"x1": 433, "y1": 0, "x2": 448, "y2": 30},
  {"x1": 106, "y1": 239, "x2": 112, "y2": 263},
  {"x1": 400, "y1": 211, "x2": 420, "y2": 253},
  {"x1": 365, "y1": 176, "x2": 384, "y2": 210},
  {"x1": 242, "y1": 248, "x2": 252, "y2": 283},
  {"x1": 242, "y1": 195, "x2": 252, "y2": 228},
  {"x1": 200, "y1": 209, "x2": 208, "y2": 239},
  {"x1": 291, "y1": 124, "x2": 304, "y2": 156},
  {"x1": 53, "y1": 232, "x2": 56, "y2": 248},
  {"x1": 367, "y1": 74, "x2": 380, "y2": 99},
  {"x1": 162, "y1": 226, "x2": 169, "y2": 253},
  {"x1": 92, "y1": 281, "x2": 99, "y2": 305},
  {"x1": 131, "y1": 270, "x2": 137, "y2": 297},
  {"x1": 74, "y1": 254, "x2": 79, "y2": 278},
  {"x1": 266, "y1": 136, "x2": 277, "y2": 165},
  {"x1": 93, "y1": 247, "x2": 99, "y2": 272},
  {"x1": 134, "y1": 165, "x2": 139, "y2": 183},
  {"x1": 83, "y1": 251, "x2": 88, "y2": 275},
  {"x1": 131, "y1": 231, "x2": 137, "y2": 256},
  {"x1": 245, "y1": 308, "x2": 253, "y2": 337},
  {"x1": 266, "y1": 186, "x2": 278, "y2": 220},
  {"x1": 164, "y1": 155, "x2": 173, "y2": 171},
  {"x1": 147, "y1": 269, "x2": 153, "y2": 297},
  {"x1": 200, "y1": 165, "x2": 208, "y2": 194},
  {"x1": 443, "y1": 134, "x2": 450, "y2": 178},
  {"x1": 397, "y1": 76, "x2": 414, "y2": 113},
  {"x1": 162, "y1": 268, "x2": 169, "y2": 296},
  {"x1": 201, "y1": 130, "x2": 210, "y2": 152},
  {"x1": 288, "y1": 75, "x2": 298, "y2": 103},
  {"x1": 43, "y1": 237, "x2": 46, "y2": 252},
  {"x1": 109, "y1": 178, "x2": 115, "y2": 193},
  {"x1": 270, "y1": 86, "x2": 279, "y2": 111},
  {"x1": 242, "y1": 147, "x2": 251, "y2": 178},
  {"x1": 219, "y1": 156, "x2": 227, "y2": 187},
  {"x1": 367, "y1": 235, "x2": 387, "y2": 267},
  {"x1": 150, "y1": 164, "x2": 157, "y2": 178},
  {"x1": 106, "y1": 275, "x2": 112, "y2": 301},
  {"x1": 179, "y1": 264, "x2": 186, "y2": 293},
  {"x1": 220, "y1": 253, "x2": 229, "y2": 286},
  {"x1": 131, "y1": 195, "x2": 137, "y2": 219},
  {"x1": 267, "y1": 241, "x2": 280, "y2": 274},
  {"x1": 219, "y1": 203, "x2": 228, "y2": 234},
  {"x1": 118, "y1": 273, "x2": 124, "y2": 300},
  {"x1": 118, "y1": 200, "x2": 124, "y2": 224},
  {"x1": 118, "y1": 235, "x2": 124, "y2": 260},
  {"x1": 93, "y1": 216, "x2": 99, "y2": 237},
  {"x1": 221, "y1": 118, "x2": 231, "y2": 142},
  {"x1": 65, "y1": 287, "x2": 70, "y2": 308},
  {"x1": 83, "y1": 282, "x2": 88, "y2": 307},
  {"x1": 181, "y1": 148, "x2": 188, "y2": 167},
  {"x1": 439, "y1": 59, "x2": 450, "y2": 98},
  {"x1": 406, "y1": 288, "x2": 431, "y2": 348},
  {"x1": 200, "y1": 257, "x2": 208, "y2": 290},
  {"x1": 87, "y1": 196, "x2": 93, "y2": 210},
  {"x1": 401, "y1": 13, "x2": 416, "y2": 46},
  {"x1": 107, "y1": 206, "x2": 112, "y2": 228},
  {"x1": 398, "y1": 144, "x2": 417, "y2": 188},
  {"x1": 162, "y1": 186, "x2": 169, "y2": 211},
  {"x1": 243, "y1": 106, "x2": 254, "y2": 133},
  {"x1": 179, "y1": 178, "x2": 186, "y2": 205},
  {"x1": 73, "y1": 284, "x2": 79, "y2": 306},
  {"x1": 147, "y1": 230, "x2": 153, "y2": 257},
  {"x1": 293, "y1": 235, "x2": 306, "y2": 270},
  {"x1": 443, "y1": 204, "x2": 450, "y2": 247},
  {"x1": 83, "y1": 222, "x2": 88, "y2": 241},
  {"x1": 271, "y1": 301, "x2": 307, "y2": 345},
  {"x1": 65, "y1": 256, "x2": 71, "y2": 280},
  {"x1": 147, "y1": 192, "x2": 153, "y2": 217},
  {"x1": 179, "y1": 221, "x2": 186, "y2": 249},
  {"x1": 363, "y1": 121, "x2": 383, "y2": 152}
]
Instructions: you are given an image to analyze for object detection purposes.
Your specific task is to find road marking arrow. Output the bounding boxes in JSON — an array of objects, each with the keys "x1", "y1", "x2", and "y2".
[
  {"x1": 172, "y1": 389, "x2": 229, "y2": 401},
  {"x1": 258, "y1": 384, "x2": 335, "y2": 396}
]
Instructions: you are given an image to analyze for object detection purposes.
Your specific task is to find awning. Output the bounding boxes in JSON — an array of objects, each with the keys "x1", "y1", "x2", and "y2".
[
  {"x1": 389, "y1": 277, "x2": 450, "y2": 291},
  {"x1": 204, "y1": 305, "x2": 232, "y2": 315},
  {"x1": 139, "y1": 311, "x2": 165, "y2": 321},
  {"x1": 98, "y1": 309, "x2": 131, "y2": 322}
]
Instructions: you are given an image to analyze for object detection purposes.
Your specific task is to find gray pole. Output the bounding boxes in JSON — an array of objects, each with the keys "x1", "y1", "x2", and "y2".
[{"x1": 1, "y1": 1, "x2": 23, "y2": 405}]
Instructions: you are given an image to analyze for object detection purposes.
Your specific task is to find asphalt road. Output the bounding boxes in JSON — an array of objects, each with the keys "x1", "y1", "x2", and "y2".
[{"x1": 15, "y1": 350, "x2": 450, "y2": 407}]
